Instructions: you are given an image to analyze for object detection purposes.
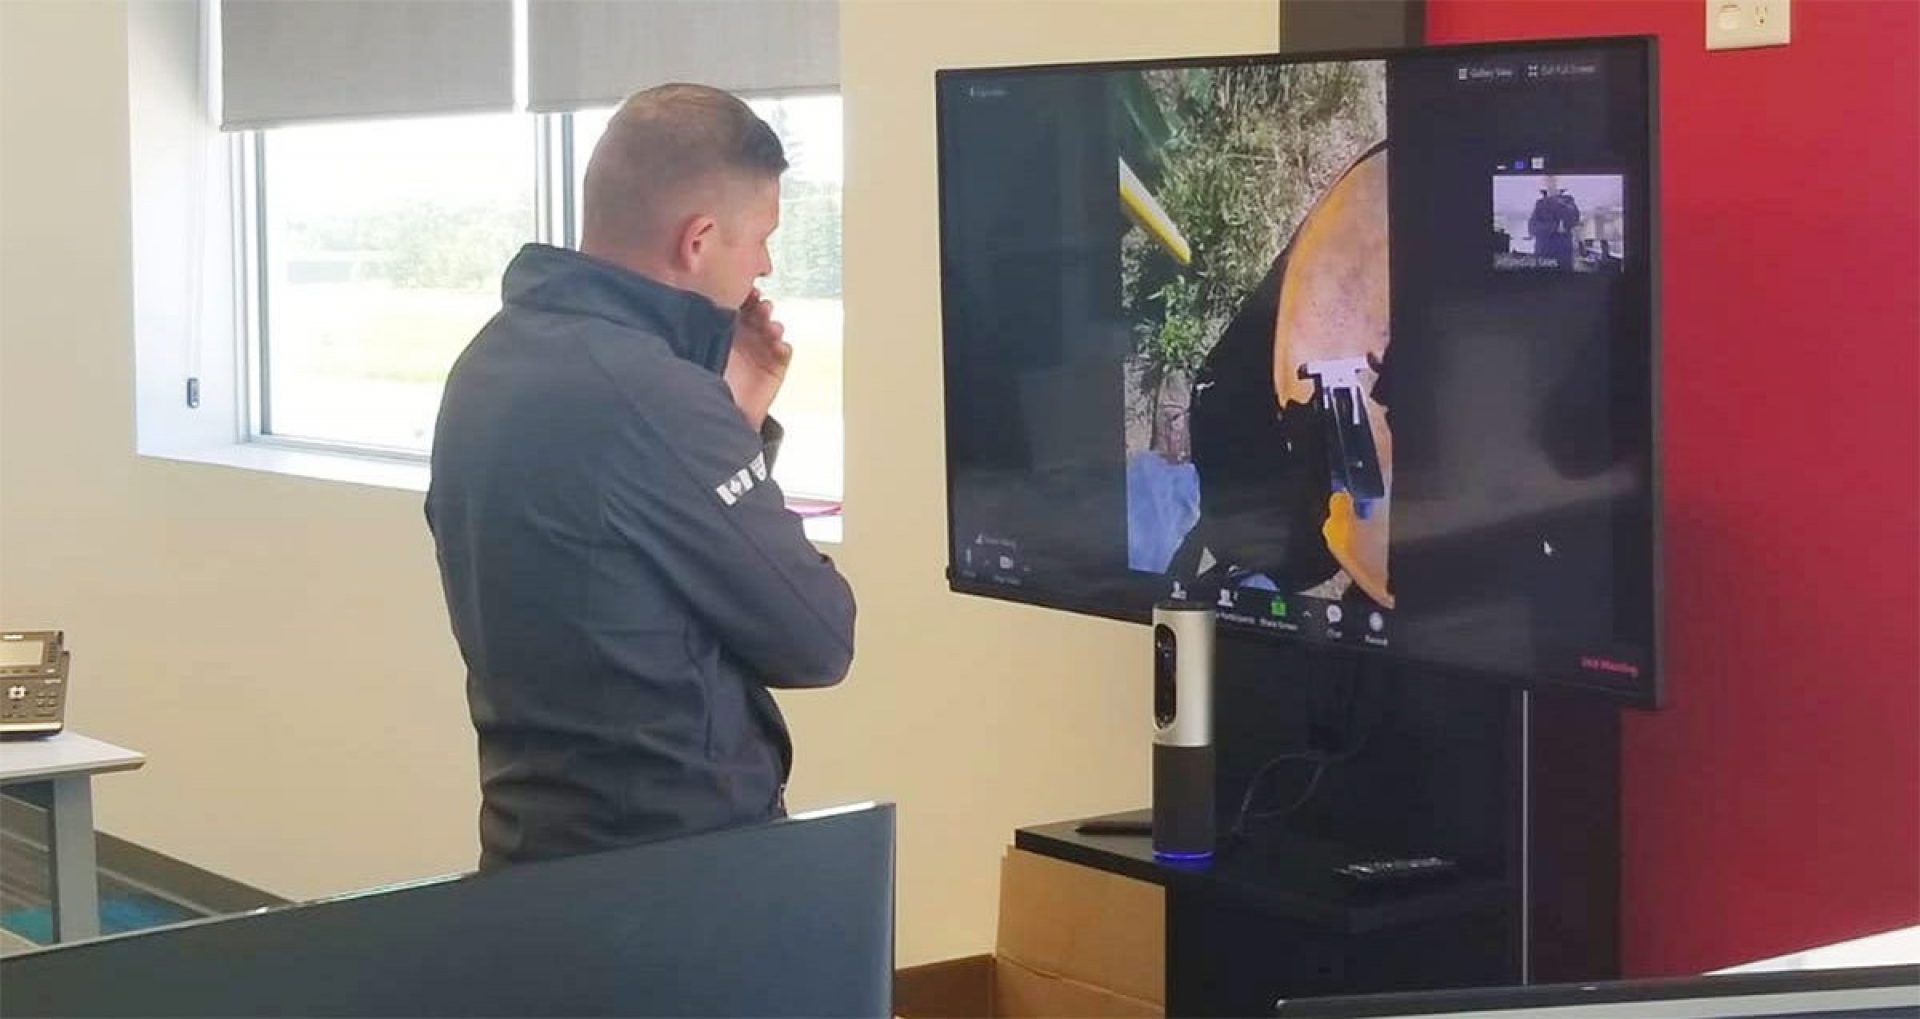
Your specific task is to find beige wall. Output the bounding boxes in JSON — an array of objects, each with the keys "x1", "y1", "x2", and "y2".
[{"x1": 0, "y1": 0, "x2": 1276, "y2": 965}]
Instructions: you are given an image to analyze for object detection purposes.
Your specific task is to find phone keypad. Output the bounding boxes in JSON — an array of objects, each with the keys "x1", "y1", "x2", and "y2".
[{"x1": 0, "y1": 680, "x2": 62, "y2": 725}]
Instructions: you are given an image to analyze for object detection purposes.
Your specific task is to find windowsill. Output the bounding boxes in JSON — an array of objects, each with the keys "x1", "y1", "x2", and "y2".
[
  {"x1": 138, "y1": 442, "x2": 844, "y2": 544},
  {"x1": 799, "y1": 512, "x2": 843, "y2": 545},
  {"x1": 141, "y1": 440, "x2": 432, "y2": 492}
]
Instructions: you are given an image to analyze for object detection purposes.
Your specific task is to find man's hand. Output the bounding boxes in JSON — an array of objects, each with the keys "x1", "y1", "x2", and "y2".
[{"x1": 724, "y1": 288, "x2": 792, "y2": 431}]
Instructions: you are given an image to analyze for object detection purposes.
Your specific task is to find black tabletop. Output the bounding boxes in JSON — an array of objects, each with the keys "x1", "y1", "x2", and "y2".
[{"x1": 1014, "y1": 810, "x2": 1513, "y2": 936}]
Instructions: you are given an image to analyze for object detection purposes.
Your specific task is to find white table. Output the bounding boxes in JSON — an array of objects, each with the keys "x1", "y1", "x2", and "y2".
[
  {"x1": 1715, "y1": 924, "x2": 1920, "y2": 974},
  {"x1": 0, "y1": 733, "x2": 145, "y2": 942}
]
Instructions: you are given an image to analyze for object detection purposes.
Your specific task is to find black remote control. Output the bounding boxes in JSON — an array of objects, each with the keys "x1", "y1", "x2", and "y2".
[
  {"x1": 1333, "y1": 856, "x2": 1458, "y2": 885},
  {"x1": 1076, "y1": 817, "x2": 1153, "y2": 836}
]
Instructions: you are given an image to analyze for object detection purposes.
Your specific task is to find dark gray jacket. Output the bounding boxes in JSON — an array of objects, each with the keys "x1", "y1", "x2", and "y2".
[{"x1": 426, "y1": 244, "x2": 855, "y2": 869}]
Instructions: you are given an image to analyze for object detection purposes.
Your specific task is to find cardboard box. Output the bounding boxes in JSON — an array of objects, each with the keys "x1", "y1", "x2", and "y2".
[
  {"x1": 895, "y1": 955, "x2": 995, "y2": 1019},
  {"x1": 992, "y1": 955, "x2": 1161, "y2": 1018},
  {"x1": 897, "y1": 848, "x2": 1165, "y2": 1018}
]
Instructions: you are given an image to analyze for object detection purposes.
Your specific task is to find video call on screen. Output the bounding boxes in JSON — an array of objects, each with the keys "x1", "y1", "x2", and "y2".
[{"x1": 937, "y1": 42, "x2": 1657, "y2": 697}]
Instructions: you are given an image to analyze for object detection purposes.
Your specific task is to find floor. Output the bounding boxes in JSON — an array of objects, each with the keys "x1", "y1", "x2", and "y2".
[{"x1": 0, "y1": 817, "x2": 211, "y2": 956}]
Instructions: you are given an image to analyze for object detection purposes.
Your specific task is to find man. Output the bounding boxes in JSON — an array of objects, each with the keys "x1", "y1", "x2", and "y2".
[
  {"x1": 426, "y1": 84, "x2": 856, "y2": 869},
  {"x1": 1529, "y1": 178, "x2": 1581, "y2": 268}
]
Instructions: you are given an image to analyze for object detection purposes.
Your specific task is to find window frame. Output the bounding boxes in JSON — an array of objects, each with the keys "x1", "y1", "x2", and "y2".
[
  {"x1": 239, "y1": 114, "x2": 554, "y2": 464},
  {"x1": 235, "y1": 104, "x2": 844, "y2": 509}
]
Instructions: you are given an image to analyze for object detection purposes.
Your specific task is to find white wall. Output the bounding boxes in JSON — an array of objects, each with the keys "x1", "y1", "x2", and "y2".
[{"x1": 0, "y1": 0, "x2": 1276, "y2": 965}]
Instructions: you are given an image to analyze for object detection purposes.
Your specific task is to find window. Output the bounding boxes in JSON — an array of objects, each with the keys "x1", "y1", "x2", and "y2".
[
  {"x1": 250, "y1": 114, "x2": 534, "y2": 453},
  {"x1": 245, "y1": 98, "x2": 844, "y2": 505}
]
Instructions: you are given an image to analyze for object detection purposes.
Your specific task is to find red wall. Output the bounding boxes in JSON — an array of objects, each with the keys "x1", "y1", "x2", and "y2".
[{"x1": 1427, "y1": 0, "x2": 1920, "y2": 977}]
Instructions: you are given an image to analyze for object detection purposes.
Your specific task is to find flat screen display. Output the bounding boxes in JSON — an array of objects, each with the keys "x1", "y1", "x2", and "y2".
[{"x1": 936, "y1": 38, "x2": 1659, "y2": 704}]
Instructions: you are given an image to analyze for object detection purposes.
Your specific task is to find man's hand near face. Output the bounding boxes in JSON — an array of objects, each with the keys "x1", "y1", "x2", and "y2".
[{"x1": 725, "y1": 288, "x2": 791, "y2": 431}]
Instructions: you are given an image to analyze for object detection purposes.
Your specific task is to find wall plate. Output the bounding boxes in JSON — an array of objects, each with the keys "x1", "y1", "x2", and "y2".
[{"x1": 1708, "y1": 0, "x2": 1791, "y2": 50}]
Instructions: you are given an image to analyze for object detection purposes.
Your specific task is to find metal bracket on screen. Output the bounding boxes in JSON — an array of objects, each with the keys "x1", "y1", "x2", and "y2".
[{"x1": 1299, "y1": 357, "x2": 1385, "y2": 516}]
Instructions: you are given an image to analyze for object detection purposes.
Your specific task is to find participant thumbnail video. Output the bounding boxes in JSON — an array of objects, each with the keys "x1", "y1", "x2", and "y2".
[{"x1": 1491, "y1": 173, "x2": 1625, "y2": 272}]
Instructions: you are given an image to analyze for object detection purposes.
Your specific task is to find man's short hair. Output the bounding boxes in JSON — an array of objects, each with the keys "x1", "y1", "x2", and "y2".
[{"x1": 583, "y1": 83, "x2": 788, "y2": 243}]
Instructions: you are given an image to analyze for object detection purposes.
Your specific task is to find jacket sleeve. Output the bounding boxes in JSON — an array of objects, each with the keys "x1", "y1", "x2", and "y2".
[{"x1": 593, "y1": 345, "x2": 855, "y2": 689}]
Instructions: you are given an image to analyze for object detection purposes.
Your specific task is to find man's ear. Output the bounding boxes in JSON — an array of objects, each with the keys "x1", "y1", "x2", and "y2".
[{"x1": 674, "y1": 214, "x2": 719, "y2": 272}]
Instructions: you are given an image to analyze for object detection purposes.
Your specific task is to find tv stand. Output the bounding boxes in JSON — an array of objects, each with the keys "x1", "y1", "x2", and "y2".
[
  {"x1": 1018, "y1": 810, "x2": 1516, "y2": 1016},
  {"x1": 1025, "y1": 810, "x2": 1513, "y2": 935},
  {"x1": 1019, "y1": 634, "x2": 1622, "y2": 1017}
]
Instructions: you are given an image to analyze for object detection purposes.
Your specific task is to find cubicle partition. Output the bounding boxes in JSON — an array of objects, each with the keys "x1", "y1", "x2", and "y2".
[{"x1": 0, "y1": 802, "x2": 895, "y2": 1017}]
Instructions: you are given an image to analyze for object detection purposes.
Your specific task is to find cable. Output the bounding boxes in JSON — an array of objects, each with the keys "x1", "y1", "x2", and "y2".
[
  {"x1": 1247, "y1": 759, "x2": 1325, "y2": 822},
  {"x1": 1227, "y1": 649, "x2": 1379, "y2": 845},
  {"x1": 1226, "y1": 751, "x2": 1322, "y2": 843}
]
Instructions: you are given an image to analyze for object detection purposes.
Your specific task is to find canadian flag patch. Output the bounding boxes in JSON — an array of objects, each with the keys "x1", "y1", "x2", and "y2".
[{"x1": 714, "y1": 466, "x2": 755, "y2": 507}]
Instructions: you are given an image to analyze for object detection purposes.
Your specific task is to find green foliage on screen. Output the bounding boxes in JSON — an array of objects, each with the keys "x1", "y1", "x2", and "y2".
[{"x1": 1120, "y1": 61, "x2": 1384, "y2": 457}]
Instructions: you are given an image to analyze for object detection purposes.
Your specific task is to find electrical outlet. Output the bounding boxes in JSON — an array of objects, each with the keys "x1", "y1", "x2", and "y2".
[{"x1": 1707, "y1": 0, "x2": 1791, "y2": 50}]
